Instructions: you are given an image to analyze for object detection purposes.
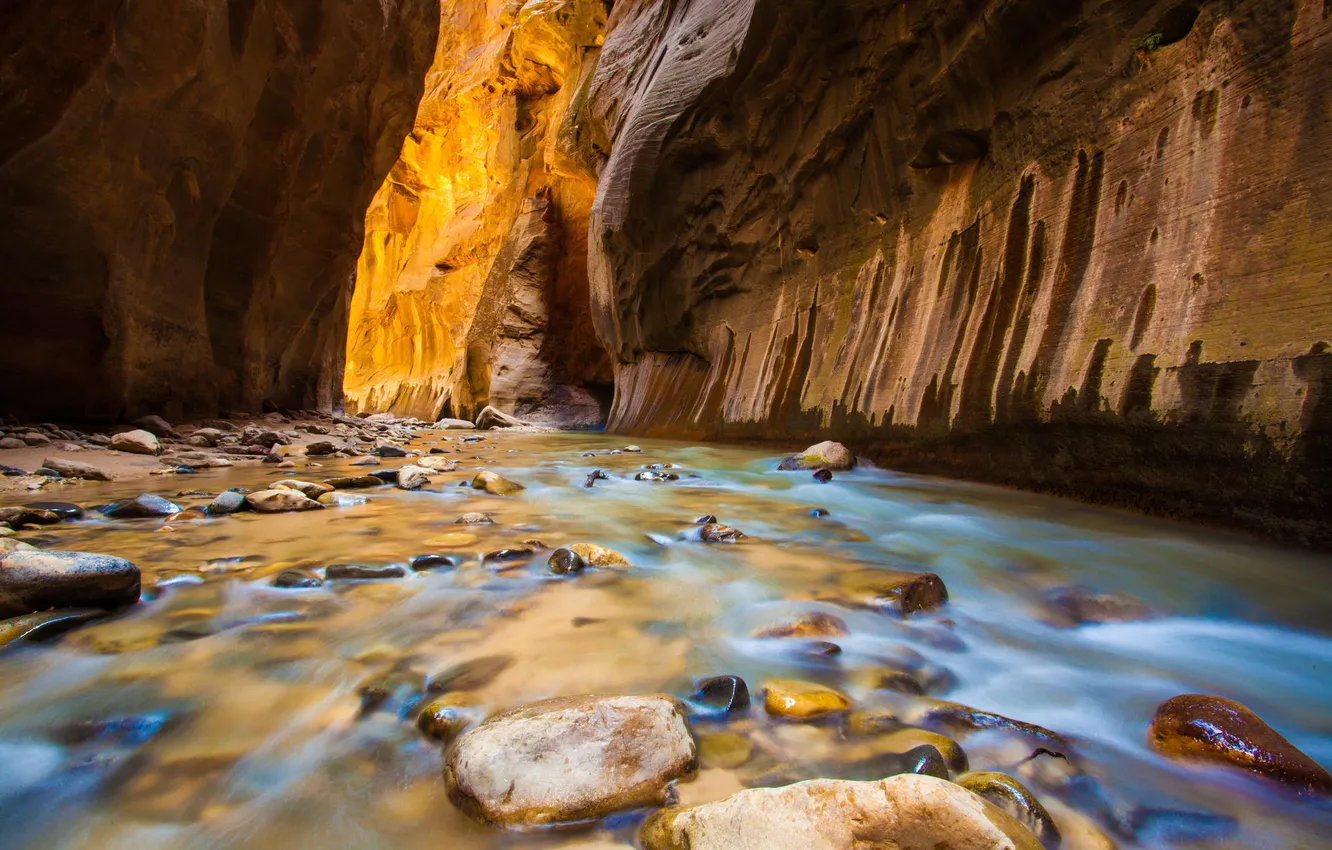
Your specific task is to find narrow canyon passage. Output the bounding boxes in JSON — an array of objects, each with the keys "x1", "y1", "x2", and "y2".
[{"x1": 2, "y1": 0, "x2": 1332, "y2": 848}]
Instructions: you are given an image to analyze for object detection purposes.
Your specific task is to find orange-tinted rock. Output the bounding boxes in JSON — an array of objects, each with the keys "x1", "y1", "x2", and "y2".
[
  {"x1": 1148, "y1": 694, "x2": 1332, "y2": 795},
  {"x1": 834, "y1": 569, "x2": 949, "y2": 616}
]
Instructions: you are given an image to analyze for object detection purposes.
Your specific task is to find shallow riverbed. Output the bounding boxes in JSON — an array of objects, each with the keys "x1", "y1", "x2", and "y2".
[{"x1": 1, "y1": 431, "x2": 1330, "y2": 848}]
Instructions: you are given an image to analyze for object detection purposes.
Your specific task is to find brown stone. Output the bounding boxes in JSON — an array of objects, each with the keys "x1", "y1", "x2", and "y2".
[
  {"x1": 1148, "y1": 694, "x2": 1332, "y2": 795},
  {"x1": 834, "y1": 569, "x2": 949, "y2": 615}
]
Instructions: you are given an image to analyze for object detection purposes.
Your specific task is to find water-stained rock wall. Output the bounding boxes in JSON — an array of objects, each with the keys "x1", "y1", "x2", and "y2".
[
  {"x1": 583, "y1": 0, "x2": 1332, "y2": 543},
  {"x1": 0, "y1": 0, "x2": 438, "y2": 422},
  {"x1": 343, "y1": 0, "x2": 613, "y2": 426}
]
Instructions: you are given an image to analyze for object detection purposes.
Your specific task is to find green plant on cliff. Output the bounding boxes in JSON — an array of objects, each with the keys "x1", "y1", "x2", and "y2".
[{"x1": 1134, "y1": 31, "x2": 1164, "y2": 53}]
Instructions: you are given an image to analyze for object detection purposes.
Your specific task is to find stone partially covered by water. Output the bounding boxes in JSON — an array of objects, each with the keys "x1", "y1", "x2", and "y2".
[
  {"x1": 956, "y1": 771, "x2": 1061, "y2": 848},
  {"x1": 245, "y1": 489, "x2": 323, "y2": 513},
  {"x1": 100, "y1": 494, "x2": 181, "y2": 519},
  {"x1": 0, "y1": 550, "x2": 140, "y2": 616},
  {"x1": 445, "y1": 695, "x2": 696, "y2": 827},
  {"x1": 472, "y1": 471, "x2": 525, "y2": 496},
  {"x1": 762, "y1": 680, "x2": 851, "y2": 721},
  {"x1": 777, "y1": 441, "x2": 856, "y2": 472},
  {"x1": 641, "y1": 774, "x2": 1042, "y2": 850},
  {"x1": 831, "y1": 568, "x2": 948, "y2": 616},
  {"x1": 1148, "y1": 694, "x2": 1332, "y2": 795}
]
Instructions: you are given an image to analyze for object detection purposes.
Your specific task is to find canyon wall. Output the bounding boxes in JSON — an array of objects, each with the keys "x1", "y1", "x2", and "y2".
[
  {"x1": 583, "y1": 0, "x2": 1332, "y2": 544},
  {"x1": 0, "y1": 0, "x2": 437, "y2": 421},
  {"x1": 343, "y1": 0, "x2": 613, "y2": 426}
]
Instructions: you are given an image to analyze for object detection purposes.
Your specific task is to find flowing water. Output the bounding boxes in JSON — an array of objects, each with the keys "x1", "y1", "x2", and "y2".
[{"x1": 1, "y1": 431, "x2": 1330, "y2": 848}]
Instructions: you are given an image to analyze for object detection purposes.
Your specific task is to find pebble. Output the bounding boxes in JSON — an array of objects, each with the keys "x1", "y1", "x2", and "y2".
[
  {"x1": 693, "y1": 675, "x2": 750, "y2": 716},
  {"x1": 566, "y1": 543, "x2": 629, "y2": 567},
  {"x1": 832, "y1": 568, "x2": 948, "y2": 615},
  {"x1": 410, "y1": 554, "x2": 458, "y2": 571},
  {"x1": 418, "y1": 692, "x2": 485, "y2": 743},
  {"x1": 272, "y1": 569, "x2": 322, "y2": 588},
  {"x1": 812, "y1": 467, "x2": 833, "y2": 483},
  {"x1": 699, "y1": 523, "x2": 746, "y2": 543},
  {"x1": 548, "y1": 548, "x2": 587, "y2": 575},
  {"x1": 956, "y1": 771, "x2": 1061, "y2": 847},
  {"x1": 205, "y1": 491, "x2": 248, "y2": 515}
]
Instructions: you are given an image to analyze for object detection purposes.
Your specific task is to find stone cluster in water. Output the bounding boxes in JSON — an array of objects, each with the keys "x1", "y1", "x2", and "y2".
[{"x1": 2, "y1": 416, "x2": 1330, "y2": 847}]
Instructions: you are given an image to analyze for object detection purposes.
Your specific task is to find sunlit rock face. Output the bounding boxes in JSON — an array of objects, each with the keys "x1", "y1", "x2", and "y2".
[
  {"x1": 344, "y1": 0, "x2": 613, "y2": 426},
  {"x1": 0, "y1": 0, "x2": 438, "y2": 421},
  {"x1": 584, "y1": 0, "x2": 1332, "y2": 543}
]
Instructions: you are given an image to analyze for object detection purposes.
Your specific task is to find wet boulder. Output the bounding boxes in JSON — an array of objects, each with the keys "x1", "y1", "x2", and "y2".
[
  {"x1": 445, "y1": 694, "x2": 696, "y2": 827},
  {"x1": 325, "y1": 564, "x2": 406, "y2": 580},
  {"x1": 957, "y1": 772, "x2": 1061, "y2": 848},
  {"x1": 417, "y1": 456, "x2": 458, "y2": 472},
  {"x1": 0, "y1": 550, "x2": 141, "y2": 616},
  {"x1": 410, "y1": 554, "x2": 458, "y2": 571},
  {"x1": 429, "y1": 655, "x2": 514, "y2": 693},
  {"x1": 640, "y1": 774, "x2": 1042, "y2": 850},
  {"x1": 548, "y1": 548, "x2": 587, "y2": 575},
  {"x1": 778, "y1": 441, "x2": 856, "y2": 471},
  {"x1": 471, "y1": 471, "x2": 525, "y2": 496},
  {"x1": 0, "y1": 608, "x2": 109, "y2": 650},
  {"x1": 1043, "y1": 585, "x2": 1153, "y2": 626},
  {"x1": 693, "y1": 675, "x2": 750, "y2": 716},
  {"x1": 100, "y1": 494, "x2": 182, "y2": 519},
  {"x1": 0, "y1": 506, "x2": 64, "y2": 528},
  {"x1": 833, "y1": 568, "x2": 948, "y2": 615},
  {"x1": 698, "y1": 523, "x2": 746, "y2": 543},
  {"x1": 567, "y1": 543, "x2": 629, "y2": 568},
  {"x1": 304, "y1": 440, "x2": 338, "y2": 456},
  {"x1": 455, "y1": 512, "x2": 494, "y2": 525},
  {"x1": 321, "y1": 475, "x2": 385, "y2": 490},
  {"x1": 272, "y1": 480, "x2": 334, "y2": 500},
  {"x1": 110, "y1": 429, "x2": 162, "y2": 455},
  {"x1": 418, "y1": 692, "x2": 485, "y2": 743},
  {"x1": 1148, "y1": 694, "x2": 1332, "y2": 795},
  {"x1": 272, "y1": 569, "x2": 322, "y2": 589},
  {"x1": 753, "y1": 612, "x2": 848, "y2": 640},
  {"x1": 23, "y1": 502, "x2": 83, "y2": 521},
  {"x1": 40, "y1": 457, "x2": 111, "y2": 481},
  {"x1": 245, "y1": 489, "x2": 323, "y2": 513}
]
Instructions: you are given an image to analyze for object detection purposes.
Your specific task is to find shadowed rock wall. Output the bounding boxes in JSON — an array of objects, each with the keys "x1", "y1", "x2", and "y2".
[
  {"x1": 584, "y1": 0, "x2": 1332, "y2": 544},
  {"x1": 0, "y1": 0, "x2": 438, "y2": 421},
  {"x1": 343, "y1": 0, "x2": 613, "y2": 426}
]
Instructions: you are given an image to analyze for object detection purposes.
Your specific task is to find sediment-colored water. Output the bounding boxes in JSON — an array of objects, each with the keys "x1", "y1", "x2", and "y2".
[{"x1": 1, "y1": 431, "x2": 1329, "y2": 848}]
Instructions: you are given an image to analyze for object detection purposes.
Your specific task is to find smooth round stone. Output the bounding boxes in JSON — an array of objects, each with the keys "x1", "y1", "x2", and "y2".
[
  {"x1": 0, "y1": 608, "x2": 109, "y2": 650},
  {"x1": 1148, "y1": 693, "x2": 1332, "y2": 795},
  {"x1": 0, "y1": 550, "x2": 141, "y2": 617},
  {"x1": 471, "y1": 471, "x2": 524, "y2": 496},
  {"x1": 206, "y1": 491, "x2": 248, "y2": 515},
  {"x1": 762, "y1": 680, "x2": 851, "y2": 721},
  {"x1": 777, "y1": 441, "x2": 856, "y2": 471},
  {"x1": 694, "y1": 675, "x2": 750, "y2": 716},
  {"x1": 100, "y1": 494, "x2": 182, "y2": 519},
  {"x1": 548, "y1": 548, "x2": 587, "y2": 576},
  {"x1": 455, "y1": 512, "x2": 494, "y2": 525},
  {"x1": 567, "y1": 543, "x2": 628, "y2": 567},
  {"x1": 957, "y1": 771, "x2": 1060, "y2": 846},
  {"x1": 483, "y1": 548, "x2": 534, "y2": 567},
  {"x1": 418, "y1": 692, "x2": 484, "y2": 743},
  {"x1": 410, "y1": 554, "x2": 459, "y2": 571},
  {"x1": 834, "y1": 568, "x2": 948, "y2": 616},
  {"x1": 812, "y1": 468, "x2": 833, "y2": 483}
]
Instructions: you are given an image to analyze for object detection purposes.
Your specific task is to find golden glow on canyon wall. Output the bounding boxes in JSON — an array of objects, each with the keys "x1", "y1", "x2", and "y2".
[{"x1": 344, "y1": 0, "x2": 611, "y2": 423}]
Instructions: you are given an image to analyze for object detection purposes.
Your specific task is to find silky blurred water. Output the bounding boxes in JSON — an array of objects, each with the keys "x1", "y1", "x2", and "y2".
[{"x1": 0, "y1": 431, "x2": 1329, "y2": 848}]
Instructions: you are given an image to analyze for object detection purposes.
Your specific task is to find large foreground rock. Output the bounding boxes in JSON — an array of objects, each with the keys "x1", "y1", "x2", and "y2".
[
  {"x1": 445, "y1": 695, "x2": 696, "y2": 827},
  {"x1": 641, "y1": 774, "x2": 1041, "y2": 850},
  {"x1": 0, "y1": 550, "x2": 141, "y2": 617},
  {"x1": 1149, "y1": 694, "x2": 1332, "y2": 795}
]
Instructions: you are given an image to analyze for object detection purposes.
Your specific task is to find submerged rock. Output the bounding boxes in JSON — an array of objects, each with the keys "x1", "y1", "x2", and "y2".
[
  {"x1": 101, "y1": 494, "x2": 182, "y2": 519},
  {"x1": 40, "y1": 457, "x2": 111, "y2": 481},
  {"x1": 693, "y1": 675, "x2": 750, "y2": 716},
  {"x1": 410, "y1": 554, "x2": 458, "y2": 571},
  {"x1": 429, "y1": 655, "x2": 513, "y2": 693},
  {"x1": 635, "y1": 470, "x2": 679, "y2": 482},
  {"x1": 584, "y1": 469, "x2": 609, "y2": 488},
  {"x1": 548, "y1": 547, "x2": 587, "y2": 575},
  {"x1": 0, "y1": 506, "x2": 63, "y2": 527},
  {"x1": 640, "y1": 774, "x2": 1042, "y2": 850},
  {"x1": 778, "y1": 441, "x2": 856, "y2": 471},
  {"x1": 472, "y1": 471, "x2": 524, "y2": 495},
  {"x1": 0, "y1": 550, "x2": 141, "y2": 616},
  {"x1": 272, "y1": 569, "x2": 322, "y2": 589},
  {"x1": 445, "y1": 695, "x2": 696, "y2": 827},
  {"x1": 833, "y1": 568, "x2": 948, "y2": 615},
  {"x1": 110, "y1": 430, "x2": 162, "y2": 455},
  {"x1": 1148, "y1": 694, "x2": 1332, "y2": 795},
  {"x1": 699, "y1": 523, "x2": 746, "y2": 543},
  {"x1": 956, "y1": 772, "x2": 1061, "y2": 848},
  {"x1": 23, "y1": 502, "x2": 83, "y2": 521},
  {"x1": 245, "y1": 489, "x2": 323, "y2": 513},
  {"x1": 0, "y1": 608, "x2": 109, "y2": 650},
  {"x1": 812, "y1": 467, "x2": 834, "y2": 483},
  {"x1": 763, "y1": 680, "x2": 851, "y2": 721},
  {"x1": 418, "y1": 692, "x2": 485, "y2": 743},
  {"x1": 753, "y1": 612, "x2": 848, "y2": 640},
  {"x1": 325, "y1": 564, "x2": 406, "y2": 580},
  {"x1": 321, "y1": 475, "x2": 385, "y2": 490},
  {"x1": 455, "y1": 512, "x2": 494, "y2": 525},
  {"x1": 1043, "y1": 585, "x2": 1153, "y2": 626},
  {"x1": 272, "y1": 480, "x2": 334, "y2": 500}
]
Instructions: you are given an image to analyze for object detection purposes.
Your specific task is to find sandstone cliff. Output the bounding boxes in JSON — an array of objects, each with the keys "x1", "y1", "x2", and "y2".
[
  {"x1": 583, "y1": 0, "x2": 1332, "y2": 543},
  {"x1": 0, "y1": 0, "x2": 437, "y2": 421},
  {"x1": 343, "y1": 0, "x2": 613, "y2": 426}
]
